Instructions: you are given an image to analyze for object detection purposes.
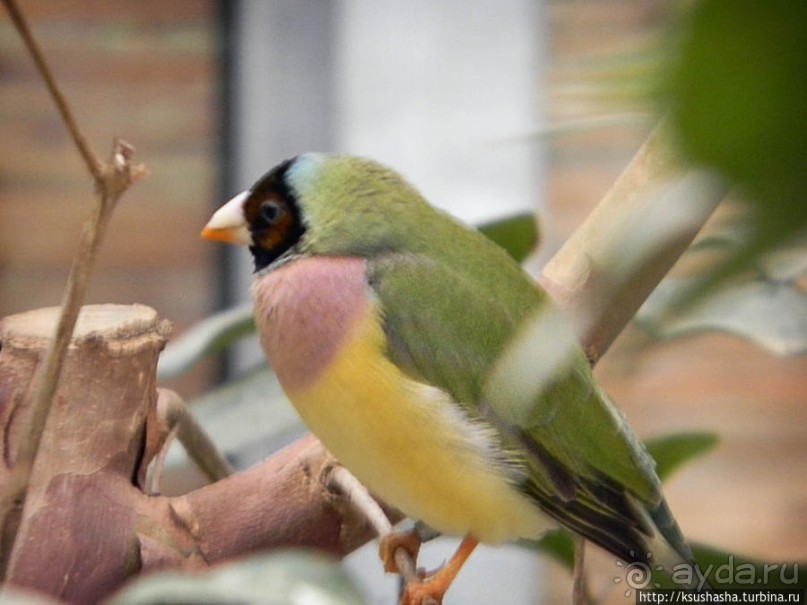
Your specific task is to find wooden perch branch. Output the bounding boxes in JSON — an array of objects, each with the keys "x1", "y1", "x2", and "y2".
[
  {"x1": 145, "y1": 389, "x2": 235, "y2": 495},
  {"x1": 11, "y1": 140, "x2": 143, "y2": 479},
  {"x1": 539, "y1": 119, "x2": 728, "y2": 362},
  {"x1": 166, "y1": 435, "x2": 401, "y2": 564}
]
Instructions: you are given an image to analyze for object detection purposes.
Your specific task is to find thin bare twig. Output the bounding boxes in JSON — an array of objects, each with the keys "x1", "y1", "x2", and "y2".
[
  {"x1": 394, "y1": 549, "x2": 421, "y2": 586},
  {"x1": 573, "y1": 537, "x2": 587, "y2": 605},
  {"x1": 326, "y1": 465, "x2": 393, "y2": 537},
  {"x1": 0, "y1": 0, "x2": 144, "y2": 574},
  {"x1": 326, "y1": 466, "x2": 421, "y2": 585},
  {"x1": 154, "y1": 389, "x2": 234, "y2": 491}
]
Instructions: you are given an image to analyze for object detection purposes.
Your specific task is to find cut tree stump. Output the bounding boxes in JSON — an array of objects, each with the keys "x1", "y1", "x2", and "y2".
[
  {"x1": 0, "y1": 305, "x2": 395, "y2": 605},
  {"x1": 0, "y1": 304, "x2": 171, "y2": 603}
]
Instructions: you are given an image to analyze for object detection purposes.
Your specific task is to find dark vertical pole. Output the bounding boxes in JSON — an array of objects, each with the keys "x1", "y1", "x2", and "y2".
[{"x1": 216, "y1": 0, "x2": 335, "y2": 377}]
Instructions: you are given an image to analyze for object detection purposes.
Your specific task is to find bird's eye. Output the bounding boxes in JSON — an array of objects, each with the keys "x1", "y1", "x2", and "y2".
[{"x1": 259, "y1": 200, "x2": 284, "y2": 225}]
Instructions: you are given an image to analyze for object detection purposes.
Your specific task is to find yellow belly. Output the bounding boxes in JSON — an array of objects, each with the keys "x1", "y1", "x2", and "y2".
[{"x1": 285, "y1": 304, "x2": 549, "y2": 544}]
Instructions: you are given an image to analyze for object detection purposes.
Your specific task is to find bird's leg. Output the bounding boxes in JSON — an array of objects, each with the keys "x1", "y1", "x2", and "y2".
[{"x1": 398, "y1": 536, "x2": 479, "y2": 605}]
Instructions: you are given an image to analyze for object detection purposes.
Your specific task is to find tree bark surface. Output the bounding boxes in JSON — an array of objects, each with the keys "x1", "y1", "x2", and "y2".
[
  {"x1": 0, "y1": 305, "x2": 170, "y2": 603},
  {"x1": 0, "y1": 304, "x2": 396, "y2": 604}
]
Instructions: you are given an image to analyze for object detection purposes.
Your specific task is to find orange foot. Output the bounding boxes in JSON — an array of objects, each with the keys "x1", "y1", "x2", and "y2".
[{"x1": 385, "y1": 535, "x2": 479, "y2": 605}]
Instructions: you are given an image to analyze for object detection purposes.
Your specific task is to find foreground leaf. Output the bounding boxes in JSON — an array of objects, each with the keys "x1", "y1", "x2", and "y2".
[
  {"x1": 646, "y1": 432, "x2": 719, "y2": 483},
  {"x1": 689, "y1": 544, "x2": 806, "y2": 590},
  {"x1": 107, "y1": 551, "x2": 366, "y2": 605},
  {"x1": 666, "y1": 0, "x2": 807, "y2": 261},
  {"x1": 0, "y1": 589, "x2": 62, "y2": 605}
]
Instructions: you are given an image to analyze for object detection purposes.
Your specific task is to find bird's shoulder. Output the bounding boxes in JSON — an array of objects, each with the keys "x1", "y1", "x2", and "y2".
[{"x1": 365, "y1": 244, "x2": 543, "y2": 406}]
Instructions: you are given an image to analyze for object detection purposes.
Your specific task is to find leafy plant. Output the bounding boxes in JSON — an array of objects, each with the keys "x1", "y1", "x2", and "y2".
[
  {"x1": 665, "y1": 0, "x2": 807, "y2": 282},
  {"x1": 107, "y1": 552, "x2": 365, "y2": 605}
]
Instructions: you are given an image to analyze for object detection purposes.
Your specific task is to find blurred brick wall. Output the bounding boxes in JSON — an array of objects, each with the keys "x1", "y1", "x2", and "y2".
[{"x1": 0, "y1": 0, "x2": 218, "y2": 396}]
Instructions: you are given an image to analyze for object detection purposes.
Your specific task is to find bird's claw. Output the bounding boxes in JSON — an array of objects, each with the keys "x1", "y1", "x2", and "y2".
[
  {"x1": 379, "y1": 529, "x2": 423, "y2": 574},
  {"x1": 379, "y1": 529, "x2": 445, "y2": 603},
  {"x1": 381, "y1": 534, "x2": 479, "y2": 605},
  {"x1": 399, "y1": 575, "x2": 449, "y2": 605}
]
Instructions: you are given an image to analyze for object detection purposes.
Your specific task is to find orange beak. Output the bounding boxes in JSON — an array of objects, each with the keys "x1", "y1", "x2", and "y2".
[{"x1": 200, "y1": 191, "x2": 252, "y2": 246}]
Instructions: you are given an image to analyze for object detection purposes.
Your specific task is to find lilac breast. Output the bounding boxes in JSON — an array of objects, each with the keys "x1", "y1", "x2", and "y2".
[{"x1": 251, "y1": 256, "x2": 372, "y2": 392}]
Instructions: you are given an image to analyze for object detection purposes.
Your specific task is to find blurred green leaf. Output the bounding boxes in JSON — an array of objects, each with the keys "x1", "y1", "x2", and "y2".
[
  {"x1": 666, "y1": 0, "x2": 807, "y2": 256},
  {"x1": 106, "y1": 551, "x2": 366, "y2": 605},
  {"x1": 477, "y1": 213, "x2": 539, "y2": 263},
  {"x1": 645, "y1": 432, "x2": 719, "y2": 482},
  {"x1": 531, "y1": 531, "x2": 576, "y2": 570},
  {"x1": 157, "y1": 303, "x2": 255, "y2": 380},
  {"x1": 690, "y1": 544, "x2": 806, "y2": 590},
  {"x1": 531, "y1": 536, "x2": 806, "y2": 592},
  {"x1": 639, "y1": 231, "x2": 807, "y2": 354}
]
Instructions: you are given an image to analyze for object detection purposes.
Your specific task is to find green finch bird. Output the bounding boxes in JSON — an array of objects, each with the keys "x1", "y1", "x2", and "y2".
[{"x1": 202, "y1": 154, "x2": 699, "y2": 603}]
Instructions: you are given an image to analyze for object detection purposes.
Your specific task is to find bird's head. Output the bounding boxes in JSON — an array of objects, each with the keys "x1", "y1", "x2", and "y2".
[
  {"x1": 202, "y1": 154, "x2": 441, "y2": 272},
  {"x1": 201, "y1": 155, "x2": 315, "y2": 272}
]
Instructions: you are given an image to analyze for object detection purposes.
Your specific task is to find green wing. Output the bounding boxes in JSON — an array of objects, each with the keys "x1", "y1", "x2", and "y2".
[{"x1": 367, "y1": 251, "x2": 693, "y2": 566}]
